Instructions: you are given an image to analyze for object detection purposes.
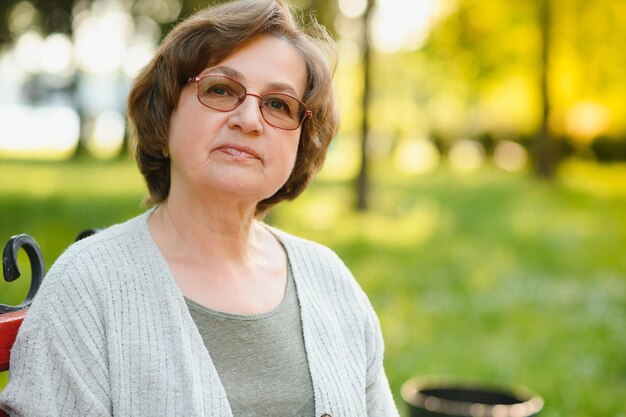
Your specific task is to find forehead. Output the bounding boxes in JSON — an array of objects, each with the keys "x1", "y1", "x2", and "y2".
[{"x1": 202, "y1": 35, "x2": 307, "y2": 97}]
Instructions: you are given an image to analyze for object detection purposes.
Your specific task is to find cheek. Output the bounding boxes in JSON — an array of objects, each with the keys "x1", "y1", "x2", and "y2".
[
  {"x1": 168, "y1": 109, "x2": 217, "y2": 157},
  {"x1": 169, "y1": 91, "x2": 214, "y2": 141},
  {"x1": 168, "y1": 107, "x2": 190, "y2": 151},
  {"x1": 282, "y1": 136, "x2": 301, "y2": 170},
  {"x1": 268, "y1": 136, "x2": 300, "y2": 187}
]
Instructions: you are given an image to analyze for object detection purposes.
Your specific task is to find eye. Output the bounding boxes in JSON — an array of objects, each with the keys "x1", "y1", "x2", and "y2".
[
  {"x1": 264, "y1": 96, "x2": 293, "y2": 116},
  {"x1": 204, "y1": 84, "x2": 233, "y2": 97},
  {"x1": 210, "y1": 86, "x2": 226, "y2": 95},
  {"x1": 270, "y1": 99, "x2": 288, "y2": 111}
]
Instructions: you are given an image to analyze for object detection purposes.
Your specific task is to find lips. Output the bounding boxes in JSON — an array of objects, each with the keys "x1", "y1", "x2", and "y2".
[{"x1": 214, "y1": 144, "x2": 261, "y2": 160}]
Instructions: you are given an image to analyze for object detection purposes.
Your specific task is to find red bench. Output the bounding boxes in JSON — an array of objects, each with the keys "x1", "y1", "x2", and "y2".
[
  {"x1": 0, "y1": 310, "x2": 28, "y2": 417},
  {"x1": 0, "y1": 234, "x2": 47, "y2": 417}
]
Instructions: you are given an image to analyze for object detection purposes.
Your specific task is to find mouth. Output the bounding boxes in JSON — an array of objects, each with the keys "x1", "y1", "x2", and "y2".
[{"x1": 214, "y1": 144, "x2": 261, "y2": 160}]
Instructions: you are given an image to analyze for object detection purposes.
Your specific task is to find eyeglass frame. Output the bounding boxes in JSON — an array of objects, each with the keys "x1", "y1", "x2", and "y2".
[{"x1": 186, "y1": 74, "x2": 313, "y2": 131}]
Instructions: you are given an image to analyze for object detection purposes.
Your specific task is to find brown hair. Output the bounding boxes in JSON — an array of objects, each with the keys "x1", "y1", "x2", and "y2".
[{"x1": 127, "y1": 0, "x2": 338, "y2": 216}]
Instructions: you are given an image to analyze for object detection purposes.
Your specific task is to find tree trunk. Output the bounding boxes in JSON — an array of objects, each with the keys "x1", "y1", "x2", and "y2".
[
  {"x1": 356, "y1": 0, "x2": 375, "y2": 211},
  {"x1": 534, "y1": 0, "x2": 557, "y2": 178}
]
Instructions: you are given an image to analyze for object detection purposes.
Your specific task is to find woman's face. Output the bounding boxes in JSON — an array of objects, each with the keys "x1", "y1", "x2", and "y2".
[{"x1": 167, "y1": 35, "x2": 307, "y2": 207}]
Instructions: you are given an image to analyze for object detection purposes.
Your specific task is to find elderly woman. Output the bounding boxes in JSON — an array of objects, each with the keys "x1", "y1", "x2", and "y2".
[{"x1": 0, "y1": 1, "x2": 398, "y2": 416}]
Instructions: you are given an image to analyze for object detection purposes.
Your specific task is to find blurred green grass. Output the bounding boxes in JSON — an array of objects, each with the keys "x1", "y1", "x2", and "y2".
[{"x1": 1, "y1": 157, "x2": 625, "y2": 417}]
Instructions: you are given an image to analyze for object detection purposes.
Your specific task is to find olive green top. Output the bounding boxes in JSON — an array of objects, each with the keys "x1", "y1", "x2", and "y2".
[{"x1": 185, "y1": 267, "x2": 315, "y2": 416}]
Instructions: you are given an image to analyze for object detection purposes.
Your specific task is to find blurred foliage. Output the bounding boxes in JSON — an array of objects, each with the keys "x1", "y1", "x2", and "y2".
[
  {"x1": 0, "y1": 0, "x2": 337, "y2": 44},
  {"x1": 279, "y1": 159, "x2": 626, "y2": 417},
  {"x1": 3, "y1": 0, "x2": 626, "y2": 165},
  {"x1": 0, "y1": 0, "x2": 73, "y2": 42},
  {"x1": 428, "y1": 0, "x2": 626, "y2": 140},
  {"x1": 333, "y1": 0, "x2": 626, "y2": 167},
  {"x1": 169, "y1": 0, "x2": 338, "y2": 40}
]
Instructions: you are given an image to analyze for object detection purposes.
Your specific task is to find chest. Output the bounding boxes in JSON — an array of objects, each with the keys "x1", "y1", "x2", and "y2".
[
  {"x1": 170, "y1": 260, "x2": 288, "y2": 315},
  {"x1": 106, "y1": 251, "x2": 370, "y2": 416},
  {"x1": 186, "y1": 274, "x2": 315, "y2": 417}
]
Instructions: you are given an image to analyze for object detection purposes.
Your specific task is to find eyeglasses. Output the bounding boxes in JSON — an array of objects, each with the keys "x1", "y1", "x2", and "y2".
[{"x1": 187, "y1": 74, "x2": 312, "y2": 131}]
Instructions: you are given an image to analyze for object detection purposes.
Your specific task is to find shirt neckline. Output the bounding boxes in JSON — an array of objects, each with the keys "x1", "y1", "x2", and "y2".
[
  {"x1": 183, "y1": 261, "x2": 294, "y2": 321},
  {"x1": 141, "y1": 206, "x2": 294, "y2": 321}
]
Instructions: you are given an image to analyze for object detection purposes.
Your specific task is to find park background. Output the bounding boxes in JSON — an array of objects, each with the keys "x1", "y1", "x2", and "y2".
[{"x1": 1, "y1": 0, "x2": 625, "y2": 416}]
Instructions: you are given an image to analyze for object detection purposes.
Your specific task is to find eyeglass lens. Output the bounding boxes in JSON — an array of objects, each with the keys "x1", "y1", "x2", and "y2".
[{"x1": 196, "y1": 75, "x2": 307, "y2": 130}]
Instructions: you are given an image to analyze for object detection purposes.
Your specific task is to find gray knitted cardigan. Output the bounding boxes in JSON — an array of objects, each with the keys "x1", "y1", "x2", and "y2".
[{"x1": 0, "y1": 211, "x2": 399, "y2": 417}]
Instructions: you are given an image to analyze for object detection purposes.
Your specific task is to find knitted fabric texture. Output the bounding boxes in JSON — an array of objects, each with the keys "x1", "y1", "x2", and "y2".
[{"x1": 0, "y1": 211, "x2": 398, "y2": 417}]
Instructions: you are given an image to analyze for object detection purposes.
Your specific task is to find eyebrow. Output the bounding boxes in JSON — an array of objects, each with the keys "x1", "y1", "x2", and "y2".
[{"x1": 205, "y1": 65, "x2": 301, "y2": 97}]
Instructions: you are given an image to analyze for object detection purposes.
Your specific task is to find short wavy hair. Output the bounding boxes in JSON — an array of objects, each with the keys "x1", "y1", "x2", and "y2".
[{"x1": 127, "y1": 0, "x2": 338, "y2": 216}]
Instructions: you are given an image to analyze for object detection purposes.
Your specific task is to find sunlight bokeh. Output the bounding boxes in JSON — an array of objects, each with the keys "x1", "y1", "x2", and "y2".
[
  {"x1": 565, "y1": 101, "x2": 611, "y2": 145},
  {"x1": 2, "y1": 0, "x2": 625, "y2": 165},
  {"x1": 393, "y1": 138, "x2": 440, "y2": 175},
  {"x1": 0, "y1": 105, "x2": 79, "y2": 160},
  {"x1": 370, "y1": 0, "x2": 455, "y2": 52},
  {"x1": 74, "y1": 6, "x2": 133, "y2": 75},
  {"x1": 493, "y1": 141, "x2": 528, "y2": 172},
  {"x1": 40, "y1": 33, "x2": 75, "y2": 76},
  {"x1": 85, "y1": 110, "x2": 126, "y2": 159},
  {"x1": 0, "y1": 0, "x2": 161, "y2": 159},
  {"x1": 7, "y1": 1, "x2": 38, "y2": 34},
  {"x1": 318, "y1": 136, "x2": 361, "y2": 180},
  {"x1": 448, "y1": 140, "x2": 485, "y2": 173}
]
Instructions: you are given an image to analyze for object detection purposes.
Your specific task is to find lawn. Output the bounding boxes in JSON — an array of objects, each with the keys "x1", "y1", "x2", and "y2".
[{"x1": 1, "y1": 157, "x2": 625, "y2": 416}]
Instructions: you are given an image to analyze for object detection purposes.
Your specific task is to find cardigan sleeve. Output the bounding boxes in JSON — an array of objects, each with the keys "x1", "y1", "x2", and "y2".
[
  {"x1": 363, "y1": 293, "x2": 399, "y2": 417},
  {"x1": 0, "y1": 258, "x2": 112, "y2": 417}
]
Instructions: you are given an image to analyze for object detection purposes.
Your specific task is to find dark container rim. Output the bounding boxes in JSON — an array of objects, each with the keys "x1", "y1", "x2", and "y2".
[{"x1": 401, "y1": 376, "x2": 544, "y2": 417}]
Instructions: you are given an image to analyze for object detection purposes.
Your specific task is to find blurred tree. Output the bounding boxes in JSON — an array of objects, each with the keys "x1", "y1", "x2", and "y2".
[
  {"x1": 412, "y1": 0, "x2": 626, "y2": 171},
  {"x1": 1, "y1": 0, "x2": 337, "y2": 44},
  {"x1": 420, "y1": 0, "x2": 540, "y2": 141},
  {"x1": 534, "y1": 0, "x2": 555, "y2": 178},
  {"x1": 4, "y1": 0, "x2": 626, "y2": 166},
  {"x1": 1, "y1": 0, "x2": 338, "y2": 161},
  {"x1": 0, "y1": 0, "x2": 73, "y2": 44},
  {"x1": 356, "y1": 0, "x2": 373, "y2": 211}
]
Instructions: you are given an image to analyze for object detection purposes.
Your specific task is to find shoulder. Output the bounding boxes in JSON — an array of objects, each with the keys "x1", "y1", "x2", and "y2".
[
  {"x1": 34, "y1": 211, "x2": 156, "y2": 309},
  {"x1": 267, "y1": 225, "x2": 372, "y2": 315},
  {"x1": 268, "y1": 226, "x2": 354, "y2": 287},
  {"x1": 269, "y1": 226, "x2": 386, "y2": 367},
  {"x1": 268, "y1": 225, "x2": 344, "y2": 266}
]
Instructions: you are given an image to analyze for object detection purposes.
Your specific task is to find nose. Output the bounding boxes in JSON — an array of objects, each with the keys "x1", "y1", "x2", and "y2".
[{"x1": 227, "y1": 94, "x2": 264, "y2": 135}]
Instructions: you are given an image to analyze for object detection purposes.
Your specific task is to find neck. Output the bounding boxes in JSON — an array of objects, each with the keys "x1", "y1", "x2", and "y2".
[{"x1": 154, "y1": 191, "x2": 262, "y2": 267}]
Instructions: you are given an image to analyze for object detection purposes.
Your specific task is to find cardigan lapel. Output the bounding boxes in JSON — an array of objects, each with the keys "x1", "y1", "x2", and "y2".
[
  {"x1": 140, "y1": 213, "x2": 235, "y2": 417},
  {"x1": 281, "y1": 237, "x2": 364, "y2": 417}
]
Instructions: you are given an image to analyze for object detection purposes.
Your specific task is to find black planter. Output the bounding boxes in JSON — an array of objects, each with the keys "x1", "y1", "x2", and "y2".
[{"x1": 401, "y1": 377, "x2": 543, "y2": 417}]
